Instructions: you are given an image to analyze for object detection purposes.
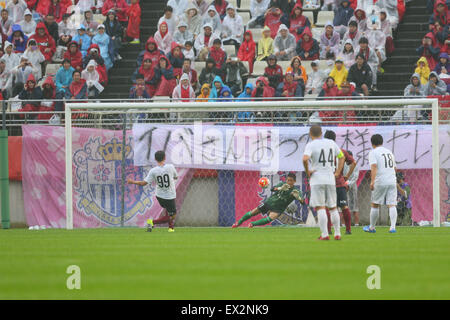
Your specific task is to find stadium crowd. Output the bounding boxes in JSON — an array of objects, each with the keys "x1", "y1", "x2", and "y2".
[
  {"x1": 2, "y1": 0, "x2": 449, "y2": 122},
  {"x1": 411, "y1": 0, "x2": 450, "y2": 96},
  {"x1": 0, "y1": 0, "x2": 141, "y2": 120},
  {"x1": 130, "y1": 0, "x2": 411, "y2": 106}
]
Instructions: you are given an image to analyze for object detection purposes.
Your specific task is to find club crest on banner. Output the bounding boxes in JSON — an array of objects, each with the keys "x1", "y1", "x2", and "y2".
[{"x1": 73, "y1": 137, "x2": 152, "y2": 225}]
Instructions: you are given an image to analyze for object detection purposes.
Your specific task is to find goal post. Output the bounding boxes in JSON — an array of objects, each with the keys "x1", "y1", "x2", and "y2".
[{"x1": 64, "y1": 98, "x2": 446, "y2": 229}]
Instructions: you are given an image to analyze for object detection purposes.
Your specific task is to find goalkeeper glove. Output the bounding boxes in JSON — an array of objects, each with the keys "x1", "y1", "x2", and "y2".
[
  {"x1": 291, "y1": 189, "x2": 305, "y2": 204},
  {"x1": 280, "y1": 183, "x2": 290, "y2": 191}
]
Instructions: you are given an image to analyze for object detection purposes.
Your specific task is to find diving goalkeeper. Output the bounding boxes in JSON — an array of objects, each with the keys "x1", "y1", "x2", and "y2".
[{"x1": 232, "y1": 173, "x2": 305, "y2": 228}]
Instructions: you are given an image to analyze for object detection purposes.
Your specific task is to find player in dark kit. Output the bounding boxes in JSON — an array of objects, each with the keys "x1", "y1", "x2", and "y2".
[
  {"x1": 324, "y1": 130, "x2": 357, "y2": 235},
  {"x1": 232, "y1": 173, "x2": 305, "y2": 228}
]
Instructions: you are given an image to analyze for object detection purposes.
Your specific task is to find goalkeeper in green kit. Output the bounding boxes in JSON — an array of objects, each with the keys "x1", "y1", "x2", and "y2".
[{"x1": 232, "y1": 173, "x2": 305, "y2": 228}]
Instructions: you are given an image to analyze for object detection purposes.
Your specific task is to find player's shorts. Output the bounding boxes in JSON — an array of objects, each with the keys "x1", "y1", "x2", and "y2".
[
  {"x1": 156, "y1": 197, "x2": 177, "y2": 215},
  {"x1": 310, "y1": 184, "x2": 337, "y2": 208},
  {"x1": 336, "y1": 187, "x2": 348, "y2": 208},
  {"x1": 371, "y1": 184, "x2": 397, "y2": 206},
  {"x1": 347, "y1": 184, "x2": 359, "y2": 212},
  {"x1": 257, "y1": 202, "x2": 283, "y2": 214}
]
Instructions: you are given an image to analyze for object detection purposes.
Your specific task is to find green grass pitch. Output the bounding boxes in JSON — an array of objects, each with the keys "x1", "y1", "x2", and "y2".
[{"x1": 1, "y1": 226, "x2": 449, "y2": 299}]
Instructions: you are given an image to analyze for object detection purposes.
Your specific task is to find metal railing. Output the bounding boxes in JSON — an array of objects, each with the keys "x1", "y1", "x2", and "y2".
[{"x1": 1, "y1": 96, "x2": 443, "y2": 136}]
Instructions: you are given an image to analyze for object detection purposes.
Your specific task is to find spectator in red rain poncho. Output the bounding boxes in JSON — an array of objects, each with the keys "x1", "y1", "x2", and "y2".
[
  {"x1": 237, "y1": 30, "x2": 256, "y2": 73},
  {"x1": 29, "y1": 22, "x2": 56, "y2": 62},
  {"x1": 126, "y1": 0, "x2": 141, "y2": 43},
  {"x1": 416, "y1": 32, "x2": 441, "y2": 71},
  {"x1": 212, "y1": 0, "x2": 229, "y2": 20},
  {"x1": 289, "y1": 3, "x2": 311, "y2": 42},
  {"x1": 25, "y1": 0, "x2": 37, "y2": 10},
  {"x1": 67, "y1": 70, "x2": 88, "y2": 99},
  {"x1": 264, "y1": 54, "x2": 283, "y2": 90},
  {"x1": 64, "y1": 41, "x2": 83, "y2": 71},
  {"x1": 318, "y1": 76, "x2": 339, "y2": 98},
  {"x1": 102, "y1": 0, "x2": 129, "y2": 24},
  {"x1": 37, "y1": 0, "x2": 71, "y2": 23},
  {"x1": 208, "y1": 38, "x2": 227, "y2": 70},
  {"x1": 251, "y1": 76, "x2": 275, "y2": 99},
  {"x1": 131, "y1": 58, "x2": 158, "y2": 96},
  {"x1": 137, "y1": 37, "x2": 164, "y2": 67},
  {"x1": 317, "y1": 76, "x2": 340, "y2": 121},
  {"x1": 153, "y1": 56, "x2": 177, "y2": 97},
  {"x1": 295, "y1": 27, "x2": 319, "y2": 61},
  {"x1": 18, "y1": 73, "x2": 43, "y2": 116},
  {"x1": 275, "y1": 72, "x2": 303, "y2": 98},
  {"x1": 264, "y1": 5, "x2": 282, "y2": 39},
  {"x1": 336, "y1": 81, "x2": 360, "y2": 121},
  {"x1": 39, "y1": 76, "x2": 57, "y2": 118},
  {"x1": 429, "y1": 0, "x2": 450, "y2": 29}
]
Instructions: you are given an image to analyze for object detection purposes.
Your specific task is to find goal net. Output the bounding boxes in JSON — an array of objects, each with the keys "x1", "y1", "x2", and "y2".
[{"x1": 52, "y1": 98, "x2": 449, "y2": 229}]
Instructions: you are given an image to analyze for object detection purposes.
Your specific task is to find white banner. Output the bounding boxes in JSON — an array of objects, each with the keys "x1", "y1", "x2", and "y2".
[{"x1": 133, "y1": 124, "x2": 450, "y2": 171}]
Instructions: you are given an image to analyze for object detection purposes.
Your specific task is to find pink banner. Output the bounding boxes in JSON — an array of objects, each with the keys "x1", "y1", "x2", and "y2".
[
  {"x1": 22, "y1": 125, "x2": 193, "y2": 228},
  {"x1": 21, "y1": 125, "x2": 450, "y2": 227},
  {"x1": 407, "y1": 169, "x2": 449, "y2": 222}
]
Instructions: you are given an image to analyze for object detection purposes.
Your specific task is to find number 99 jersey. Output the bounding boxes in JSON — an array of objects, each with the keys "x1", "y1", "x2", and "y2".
[{"x1": 144, "y1": 164, "x2": 178, "y2": 199}]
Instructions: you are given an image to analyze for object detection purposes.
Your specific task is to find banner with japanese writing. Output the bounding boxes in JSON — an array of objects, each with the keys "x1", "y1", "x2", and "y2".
[{"x1": 133, "y1": 124, "x2": 450, "y2": 170}]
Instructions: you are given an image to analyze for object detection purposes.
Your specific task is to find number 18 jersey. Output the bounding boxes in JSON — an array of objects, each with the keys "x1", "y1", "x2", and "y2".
[
  {"x1": 368, "y1": 146, "x2": 396, "y2": 186},
  {"x1": 144, "y1": 164, "x2": 178, "y2": 199},
  {"x1": 303, "y1": 138, "x2": 343, "y2": 186}
]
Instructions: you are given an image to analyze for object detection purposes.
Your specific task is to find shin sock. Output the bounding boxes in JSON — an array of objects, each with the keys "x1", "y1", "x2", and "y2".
[
  {"x1": 251, "y1": 216, "x2": 273, "y2": 226},
  {"x1": 342, "y1": 207, "x2": 352, "y2": 232},
  {"x1": 169, "y1": 216, "x2": 175, "y2": 229},
  {"x1": 389, "y1": 206, "x2": 398, "y2": 229},
  {"x1": 326, "y1": 209, "x2": 332, "y2": 234},
  {"x1": 238, "y1": 211, "x2": 253, "y2": 226},
  {"x1": 317, "y1": 209, "x2": 328, "y2": 238},
  {"x1": 330, "y1": 208, "x2": 341, "y2": 236},
  {"x1": 370, "y1": 207, "x2": 380, "y2": 230},
  {"x1": 153, "y1": 215, "x2": 170, "y2": 224}
]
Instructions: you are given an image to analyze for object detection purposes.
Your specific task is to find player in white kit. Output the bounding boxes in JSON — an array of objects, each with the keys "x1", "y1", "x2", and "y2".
[
  {"x1": 127, "y1": 150, "x2": 178, "y2": 232},
  {"x1": 363, "y1": 134, "x2": 398, "y2": 234},
  {"x1": 302, "y1": 125, "x2": 345, "y2": 240}
]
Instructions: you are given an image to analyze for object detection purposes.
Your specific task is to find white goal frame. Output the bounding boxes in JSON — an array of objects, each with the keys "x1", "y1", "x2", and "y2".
[{"x1": 65, "y1": 98, "x2": 441, "y2": 229}]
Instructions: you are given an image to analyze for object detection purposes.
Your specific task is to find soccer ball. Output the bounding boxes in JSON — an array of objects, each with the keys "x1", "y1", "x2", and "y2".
[{"x1": 258, "y1": 177, "x2": 270, "y2": 188}]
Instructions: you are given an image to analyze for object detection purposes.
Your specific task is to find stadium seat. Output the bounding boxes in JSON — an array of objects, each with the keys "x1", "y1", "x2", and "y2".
[
  {"x1": 315, "y1": 11, "x2": 334, "y2": 27},
  {"x1": 278, "y1": 60, "x2": 291, "y2": 72},
  {"x1": 45, "y1": 63, "x2": 60, "y2": 77},
  {"x1": 312, "y1": 27, "x2": 324, "y2": 41},
  {"x1": 318, "y1": 60, "x2": 331, "y2": 71},
  {"x1": 194, "y1": 62, "x2": 204, "y2": 77},
  {"x1": 248, "y1": 28, "x2": 263, "y2": 43},
  {"x1": 240, "y1": 60, "x2": 250, "y2": 73},
  {"x1": 303, "y1": 61, "x2": 313, "y2": 75},
  {"x1": 152, "y1": 96, "x2": 171, "y2": 102},
  {"x1": 304, "y1": 11, "x2": 314, "y2": 25},
  {"x1": 239, "y1": 11, "x2": 251, "y2": 26},
  {"x1": 93, "y1": 14, "x2": 105, "y2": 25},
  {"x1": 252, "y1": 60, "x2": 266, "y2": 76},
  {"x1": 246, "y1": 77, "x2": 257, "y2": 87},
  {"x1": 238, "y1": 0, "x2": 251, "y2": 11},
  {"x1": 224, "y1": 45, "x2": 236, "y2": 57},
  {"x1": 304, "y1": 93, "x2": 318, "y2": 99},
  {"x1": 228, "y1": 0, "x2": 238, "y2": 8}
]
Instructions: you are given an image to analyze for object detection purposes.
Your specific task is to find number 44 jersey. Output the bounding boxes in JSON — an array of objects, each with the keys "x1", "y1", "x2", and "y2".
[
  {"x1": 303, "y1": 138, "x2": 343, "y2": 186},
  {"x1": 144, "y1": 164, "x2": 178, "y2": 199},
  {"x1": 368, "y1": 146, "x2": 397, "y2": 186}
]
